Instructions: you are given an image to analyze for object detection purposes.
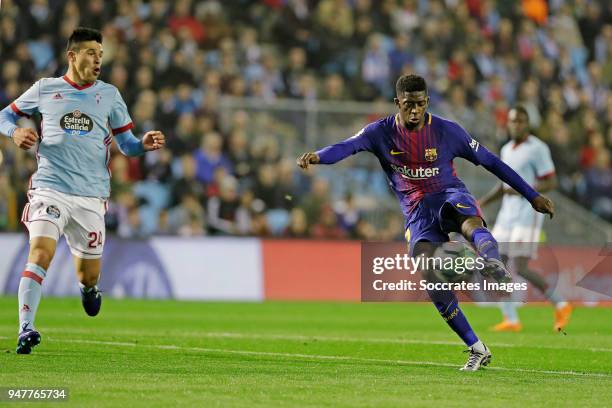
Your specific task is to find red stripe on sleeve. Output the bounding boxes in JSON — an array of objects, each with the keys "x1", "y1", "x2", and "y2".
[
  {"x1": 10, "y1": 103, "x2": 30, "y2": 118},
  {"x1": 416, "y1": 127, "x2": 423, "y2": 192},
  {"x1": 536, "y1": 171, "x2": 556, "y2": 180},
  {"x1": 111, "y1": 122, "x2": 134, "y2": 135},
  {"x1": 431, "y1": 126, "x2": 440, "y2": 192},
  {"x1": 402, "y1": 125, "x2": 412, "y2": 191},
  {"x1": 22, "y1": 271, "x2": 43, "y2": 284}
]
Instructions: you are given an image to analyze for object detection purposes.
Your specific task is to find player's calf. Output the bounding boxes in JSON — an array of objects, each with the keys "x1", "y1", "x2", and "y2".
[
  {"x1": 18, "y1": 263, "x2": 47, "y2": 338},
  {"x1": 457, "y1": 217, "x2": 511, "y2": 283},
  {"x1": 16, "y1": 236, "x2": 56, "y2": 355},
  {"x1": 75, "y1": 257, "x2": 103, "y2": 316},
  {"x1": 466, "y1": 226, "x2": 512, "y2": 283}
]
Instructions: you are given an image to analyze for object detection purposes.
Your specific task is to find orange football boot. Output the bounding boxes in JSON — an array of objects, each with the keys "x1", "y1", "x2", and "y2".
[
  {"x1": 491, "y1": 319, "x2": 523, "y2": 332},
  {"x1": 554, "y1": 303, "x2": 573, "y2": 332}
]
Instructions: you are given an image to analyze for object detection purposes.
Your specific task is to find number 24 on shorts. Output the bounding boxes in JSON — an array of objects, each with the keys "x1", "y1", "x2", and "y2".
[{"x1": 87, "y1": 231, "x2": 103, "y2": 248}]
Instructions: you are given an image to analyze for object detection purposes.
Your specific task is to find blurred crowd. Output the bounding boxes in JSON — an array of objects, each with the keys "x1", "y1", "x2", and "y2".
[{"x1": 0, "y1": 0, "x2": 611, "y2": 239}]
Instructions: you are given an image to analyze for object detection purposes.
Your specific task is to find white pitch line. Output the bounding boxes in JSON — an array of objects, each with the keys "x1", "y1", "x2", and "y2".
[
  {"x1": 1, "y1": 336, "x2": 610, "y2": 378},
  {"x1": 195, "y1": 331, "x2": 612, "y2": 353},
  {"x1": 40, "y1": 328, "x2": 612, "y2": 353},
  {"x1": 39, "y1": 338, "x2": 612, "y2": 379}
]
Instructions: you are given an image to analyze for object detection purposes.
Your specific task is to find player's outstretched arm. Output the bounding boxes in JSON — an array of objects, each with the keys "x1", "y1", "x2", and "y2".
[
  {"x1": 482, "y1": 155, "x2": 555, "y2": 217},
  {"x1": 142, "y1": 130, "x2": 166, "y2": 151},
  {"x1": 479, "y1": 153, "x2": 554, "y2": 218},
  {"x1": 115, "y1": 129, "x2": 165, "y2": 156},
  {"x1": 297, "y1": 124, "x2": 375, "y2": 169},
  {"x1": 449, "y1": 121, "x2": 554, "y2": 218},
  {"x1": 480, "y1": 154, "x2": 555, "y2": 218},
  {"x1": 297, "y1": 152, "x2": 320, "y2": 169}
]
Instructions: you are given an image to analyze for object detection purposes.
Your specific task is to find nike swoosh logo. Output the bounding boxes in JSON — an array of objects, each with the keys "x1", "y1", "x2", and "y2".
[
  {"x1": 390, "y1": 150, "x2": 405, "y2": 155},
  {"x1": 456, "y1": 203, "x2": 471, "y2": 209}
]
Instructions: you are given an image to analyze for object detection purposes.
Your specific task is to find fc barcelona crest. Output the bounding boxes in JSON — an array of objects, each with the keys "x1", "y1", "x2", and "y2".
[{"x1": 425, "y1": 148, "x2": 437, "y2": 162}]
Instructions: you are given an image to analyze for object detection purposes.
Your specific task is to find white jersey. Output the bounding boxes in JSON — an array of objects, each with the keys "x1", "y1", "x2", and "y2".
[
  {"x1": 10, "y1": 76, "x2": 134, "y2": 198},
  {"x1": 495, "y1": 135, "x2": 555, "y2": 228}
]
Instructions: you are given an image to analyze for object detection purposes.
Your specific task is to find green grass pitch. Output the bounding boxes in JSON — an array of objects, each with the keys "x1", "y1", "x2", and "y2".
[{"x1": 0, "y1": 297, "x2": 610, "y2": 407}]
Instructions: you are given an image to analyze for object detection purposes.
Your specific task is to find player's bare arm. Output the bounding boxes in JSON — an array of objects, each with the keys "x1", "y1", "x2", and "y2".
[
  {"x1": 498, "y1": 181, "x2": 554, "y2": 218},
  {"x1": 481, "y1": 186, "x2": 554, "y2": 217},
  {"x1": 502, "y1": 177, "x2": 556, "y2": 215},
  {"x1": 502, "y1": 175, "x2": 556, "y2": 196},
  {"x1": 142, "y1": 130, "x2": 166, "y2": 151},
  {"x1": 296, "y1": 152, "x2": 320, "y2": 169},
  {"x1": 501, "y1": 186, "x2": 520, "y2": 196},
  {"x1": 496, "y1": 171, "x2": 557, "y2": 198},
  {"x1": 534, "y1": 174, "x2": 557, "y2": 193},
  {"x1": 479, "y1": 183, "x2": 504, "y2": 207},
  {"x1": 11, "y1": 128, "x2": 39, "y2": 150}
]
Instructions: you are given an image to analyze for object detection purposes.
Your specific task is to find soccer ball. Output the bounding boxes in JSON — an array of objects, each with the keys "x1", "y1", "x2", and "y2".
[{"x1": 431, "y1": 241, "x2": 480, "y2": 283}]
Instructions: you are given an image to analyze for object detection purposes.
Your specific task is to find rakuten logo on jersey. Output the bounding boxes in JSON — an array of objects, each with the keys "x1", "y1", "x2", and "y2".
[
  {"x1": 391, "y1": 164, "x2": 440, "y2": 180},
  {"x1": 60, "y1": 110, "x2": 94, "y2": 136}
]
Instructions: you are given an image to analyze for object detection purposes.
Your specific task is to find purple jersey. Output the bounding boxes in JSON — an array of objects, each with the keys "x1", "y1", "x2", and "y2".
[{"x1": 316, "y1": 113, "x2": 538, "y2": 222}]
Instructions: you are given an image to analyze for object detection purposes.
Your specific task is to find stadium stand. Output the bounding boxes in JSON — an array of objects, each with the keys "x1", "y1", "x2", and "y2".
[{"x1": 0, "y1": 0, "x2": 611, "y2": 239}]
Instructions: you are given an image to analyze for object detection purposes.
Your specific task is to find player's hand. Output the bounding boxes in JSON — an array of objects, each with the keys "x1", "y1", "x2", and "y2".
[
  {"x1": 12, "y1": 127, "x2": 38, "y2": 150},
  {"x1": 142, "y1": 130, "x2": 166, "y2": 151},
  {"x1": 531, "y1": 195, "x2": 554, "y2": 219},
  {"x1": 297, "y1": 152, "x2": 319, "y2": 169}
]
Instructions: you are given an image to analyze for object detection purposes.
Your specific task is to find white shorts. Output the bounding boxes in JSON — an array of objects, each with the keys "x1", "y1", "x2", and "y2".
[
  {"x1": 22, "y1": 188, "x2": 107, "y2": 259},
  {"x1": 491, "y1": 212, "x2": 544, "y2": 259}
]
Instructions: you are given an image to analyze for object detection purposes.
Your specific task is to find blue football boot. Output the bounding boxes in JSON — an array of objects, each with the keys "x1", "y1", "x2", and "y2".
[
  {"x1": 80, "y1": 286, "x2": 102, "y2": 317},
  {"x1": 16, "y1": 329, "x2": 41, "y2": 354}
]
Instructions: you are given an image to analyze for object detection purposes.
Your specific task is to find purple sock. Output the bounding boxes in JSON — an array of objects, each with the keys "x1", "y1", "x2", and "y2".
[
  {"x1": 427, "y1": 289, "x2": 478, "y2": 346},
  {"x1": 471, "y1": 227, "x2": 501, "y2": 261}
]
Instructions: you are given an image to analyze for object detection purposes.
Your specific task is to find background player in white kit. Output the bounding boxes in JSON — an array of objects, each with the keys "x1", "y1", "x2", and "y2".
[
  {"x1": 0, "y1": 27, "x2": 166, "y2": 353},
  {"x1": 480, "y1": 106, "x2": 572, "y2": 332}
]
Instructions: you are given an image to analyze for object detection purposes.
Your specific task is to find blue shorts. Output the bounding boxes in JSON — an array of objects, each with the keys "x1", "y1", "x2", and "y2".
[{"x1": 405, "y1": 189, "x2": 484, "y2": 256}]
